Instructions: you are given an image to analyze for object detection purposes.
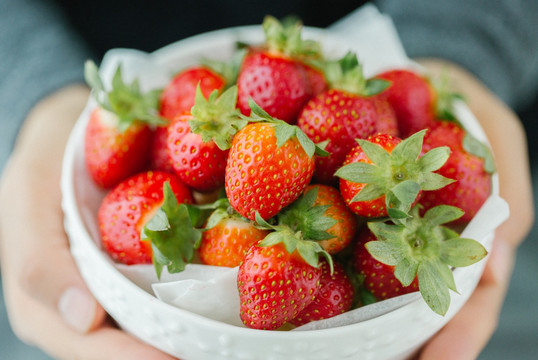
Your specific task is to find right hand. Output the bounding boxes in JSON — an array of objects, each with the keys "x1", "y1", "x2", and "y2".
[{"x1": 0, "y1": 85, "x2": 177, "y2": 360}]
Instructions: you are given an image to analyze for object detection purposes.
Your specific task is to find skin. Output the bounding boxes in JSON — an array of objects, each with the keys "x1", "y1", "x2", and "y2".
[{"x1": 0, "y1": 58, "x2": 533, "y2": 359}]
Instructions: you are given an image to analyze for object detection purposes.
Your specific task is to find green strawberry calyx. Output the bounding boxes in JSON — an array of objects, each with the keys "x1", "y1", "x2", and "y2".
[
  {"x1": 141, "y1": 182, "x2": 202, "y2": 279},
  {"x1": 277, "y1": 187, "x2": 338, "y2": 242},
  {"x1": 262, "y1": 15, "x2": 322, "y2": 59},
  {"x1": 335, "y1": 130, "x2": 455, "y2": 219},
  {"x1": 201, "y1": 48, "x2": 248, "y2": 89},
  {"x1": 323, "y1": 52, "x2": 389, "y2": 96},
  {"x1": 365, "y1": 205, "x2": 488, "y2": 315},
  {"x1": 255, "y1": 212, "x2": 334, "y2": 273},
  {"x1": 245, "y1": 98, "x2": 329, "y2": 158},
  {"x1": 189, "y1": 84, "x2": 247, "y2": 150},
  {"x1": 84, "y1": 60, "x2": 166, "y2": 132}
]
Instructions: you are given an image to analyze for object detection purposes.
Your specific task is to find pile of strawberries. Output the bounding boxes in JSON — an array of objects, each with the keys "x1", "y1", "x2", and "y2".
[{"x1": 84, "y1": 16, "x2": 494, "y2": 330}]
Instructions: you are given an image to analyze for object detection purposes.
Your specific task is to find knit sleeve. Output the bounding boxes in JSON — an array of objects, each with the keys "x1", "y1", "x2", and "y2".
[
  {"x1": 0, "y1": 0, "x2": 94, "y2": 171},
  {"x1": 376, "y1": 0, "x2": 538, "y2": 110}
]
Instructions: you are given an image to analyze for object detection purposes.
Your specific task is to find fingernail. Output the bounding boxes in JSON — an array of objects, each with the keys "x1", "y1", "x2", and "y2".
[{"x1": 58, "y1": 287, "x2": 97, "y2": 333}]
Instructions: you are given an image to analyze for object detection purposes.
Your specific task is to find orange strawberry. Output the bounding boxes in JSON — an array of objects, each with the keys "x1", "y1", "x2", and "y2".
[{"x1": 198, "y1": 204, "x2": 269, "y2": 267}]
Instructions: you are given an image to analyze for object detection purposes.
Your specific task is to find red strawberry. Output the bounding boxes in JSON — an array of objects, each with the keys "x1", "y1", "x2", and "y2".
[
  {"x1": 150, "y1": 125, "x2": 174, "y2": 172},
  {"x1": 354, "y1": 205, "x2": 488, "y2": 315},
  {"x1": 85, "y1": 107, "x2": 153, "y2": 188},
  {"x1": 336, "y1": 131, "x2": 453, "y2": 219},
  {"x1": 303, "y1": 185, "x2": 357, "y2": 254},
  {"x1": 152, "y1": 65, "x2": 229, "y2": 172},
  {"x1": 297, "y1": 53, "x2": 390, "y2": 185},
  {"x1": 298, "y1": 89, "x2": 377, "y2": 184},
  {"x1": 98, "y1": 171, "x2": 193, "y2": 265},
  {"x1": 167, "y1": 112, "x2": 229, "y2": 192},
  {"x1": 371, "y1": 95, "x2": 399, "y2": 136},
  {"x1": 237, "y1": 240, "x2": 322, "y2": 330},
  {"x1": 420, "y1": 120, "x2": 494, "y2": 224},
  {"x1": 167, "y1": 85, "x2": 245, "y2": 192},
  {"x1": 159, "y1": 65, "x2": 226, "y2": 120},
  {"x1": 225, "y1": 101, "x2": 320, "y2": 220},
  {"x1": 291, "y1": 261, "x2": 354, "y2": 326},
  {"x1": 237, "y1": 16, "x2": 326, "y2": 123},
  {"x1": 375, "y1": 69, "x2": 436, "y2": 138},
  {"x1": 198, "y1": 215, "x2": 269, "y2": 267},
  {"x1": 84, "y1": 61, "x2": 165, "y2": 188}
]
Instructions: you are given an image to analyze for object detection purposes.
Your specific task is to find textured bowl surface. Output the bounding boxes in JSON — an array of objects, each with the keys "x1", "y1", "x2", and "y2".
[{"x1": 61, "y1": 25, "x2": 509, "y2": 360}]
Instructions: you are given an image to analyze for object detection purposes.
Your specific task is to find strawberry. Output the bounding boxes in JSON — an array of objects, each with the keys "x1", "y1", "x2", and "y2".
[
  {"x1": 84, "y1": 61, "x2": 165, "y2": 188},
  {"x1": 98, "y1": 171, "x2": 193, "y2": 266},
  {"x1": 375, "y1": 68, "x2": 436, "y2": 138},
  {"x1": 279, "y1": 185, "x2": 357, "y2": 254},
  {"x1": 167, "y1": 85, "x2": 246, "y2": 192},
  {"x1": 198, "y1": 199, "x2": 269, "y2": 267},
  {"x1": 291, "y1": 260, "x2": 354, "y2": 326},
  {"x1": 237, "y1": 197, "x2": 337, "y2": 329},
  {"x1": 420, "y1": 120, "x2": 494, "y2": 224},
  {"x1": 225, "y1": 100, "x2": 323, "y2": 221},
  {"x1": 152, "y1": 64, "x2": 232, "y2": 173},
  {"x1": 371, "y1": 94, "x2": 399, "y2": 136},
  {"x1": 150, "y1": 125, "x2": 174, "y2": 172},
  {"x1": 159, "y1": 65, "x2": 226, "y2": 120},
  {"x1": 237, "y1": 16, "x2": 326, "y2": 123},
  {"x1": 335, "y1": 131, "x2": 454, "y2": 219},
  {"x1": 354, "y1": 205, "x2": 488, "y2": 315},
  {"x1": 238, "y1": 240, "x2": 322, "y2": 330},
  {"x1": 297, "y1": 53, "x2": 388, "y2": 185}
]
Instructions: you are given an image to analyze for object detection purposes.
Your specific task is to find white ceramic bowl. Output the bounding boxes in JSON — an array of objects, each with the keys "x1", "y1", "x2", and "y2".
[{"x1": 61, "y1": 24, "x2": 509, "y2": 360}]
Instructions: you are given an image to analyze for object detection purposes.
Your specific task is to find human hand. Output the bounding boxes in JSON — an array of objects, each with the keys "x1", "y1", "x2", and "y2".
[
  {"x1": 414, "y1": 59, "x2": 534, "y2": 359},
  {"x1": 0, "y1": 85, "x2": 177, "y2": 360}
]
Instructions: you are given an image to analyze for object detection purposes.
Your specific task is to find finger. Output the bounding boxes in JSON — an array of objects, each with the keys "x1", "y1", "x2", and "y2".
[
  {"x1": 419, "y1": 238, "x2": 514, "y2": 360},
  {"x1": 0, "y1": 85, "x2": 106, "y2": 333},
  {"x1": 5, "y1": 274, "x2": 176, "y2": 360}
]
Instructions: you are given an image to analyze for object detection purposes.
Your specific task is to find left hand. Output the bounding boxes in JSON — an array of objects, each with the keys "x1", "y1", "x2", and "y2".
[{"x1": 415, "y1": 59, "x2": 534, "y2": 360}]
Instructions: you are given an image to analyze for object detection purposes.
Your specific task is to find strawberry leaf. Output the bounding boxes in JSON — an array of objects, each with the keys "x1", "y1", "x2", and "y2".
[
  {"x1": 423, "y1": 205, "x2": 464, "y2": 225},
  {"x1": 365, "y1": 238, "x2": 405, "y2": 266},
  {"x1": 141, "y1": 182, "x2": 202, "y2": 279},
  {"x1": 335, "y1": 162, "x2": 381, "y2": 184},
  {"x1": 418, "y1": 260, "x2": 451, "y2": 315},
  {"x1": 463, "y1": 133, "x2": 497, "y2": 173},
  {"x1": 356, "y1": 138, "x2": 392, "y2": 165},
  {"x1": 84, "y1": 60, "x2": 165, "y2": 131},
  {"x1": 417, "y1": 146, "x2": 451, "y2": 172},
  {"x1": 439, "y1": 237, "x2": 488, "y2": 267},
  {"x1": 366, "y1": 205, "x2": 489, "y2": 315},
  {"x1": 391, "y1": 129, "x2": 425, "y2": 163},
  {"x1": 262, "y1": 15, "x2": 321, "y2": 58},
  {"x1": 394, "y1": 257, "x2": 419, "y2": 287},
  {"x1": 278, "y1": 187, "x2": 337, "y2": 241}
]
